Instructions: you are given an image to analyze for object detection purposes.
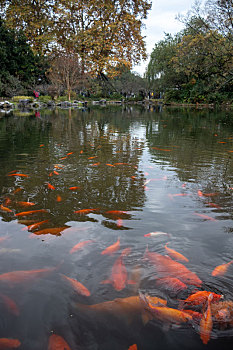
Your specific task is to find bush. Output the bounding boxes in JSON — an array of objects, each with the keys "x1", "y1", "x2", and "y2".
[
  {"x1": 38, "y1": 95, "x2": 52, "y2": 103},
  {"x1": 12, "y1": 96, "x2": 34, "y2": 102}
]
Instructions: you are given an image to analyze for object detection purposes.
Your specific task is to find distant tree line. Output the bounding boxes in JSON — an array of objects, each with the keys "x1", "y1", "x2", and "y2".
[
  {"x1": 0, "y1": 0, "x2": 151, "y2": 98},
  {"x1": 146, "y1": 0, "x2": 233, "y2": 104}
]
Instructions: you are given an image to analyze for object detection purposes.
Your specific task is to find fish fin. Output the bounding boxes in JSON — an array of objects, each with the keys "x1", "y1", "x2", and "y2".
[
  {"x1": 100, "y1": 279, "x2": 111, "y2": 285},
  {"x1": 141, "y1": 310, "x2": 153, "y2": 325}
]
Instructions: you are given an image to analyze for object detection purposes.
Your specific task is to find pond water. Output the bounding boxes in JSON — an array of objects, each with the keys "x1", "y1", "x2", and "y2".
[{"x1": 0, "y1": 106, "x2": 233, "y2": 350}]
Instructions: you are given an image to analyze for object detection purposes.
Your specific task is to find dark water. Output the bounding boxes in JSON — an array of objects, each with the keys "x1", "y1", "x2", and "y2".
[{"x1": 0, "y1": 106, "x2": 233, "y2": 349}]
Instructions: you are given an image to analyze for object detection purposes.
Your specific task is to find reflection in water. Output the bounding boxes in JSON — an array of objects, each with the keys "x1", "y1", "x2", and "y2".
[{"x1": 0, "y1": 106, "x2": 232, "y2": 349}]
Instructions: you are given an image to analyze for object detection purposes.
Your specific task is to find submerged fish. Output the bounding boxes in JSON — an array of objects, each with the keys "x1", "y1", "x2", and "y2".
[
  {"x1": 0, "y1": 204, "x2": 12, "y2": 213},
  {"x1": 212, "y1": 260, "x2": 233, "y2": 277},
  {"x1": 61, "y1": 274, "x2": 90, "y2": 296},
  {"x1": 101, "y1": 256, "x2": 131, "y2": 291},
  {"x1": 179, "y1": 291, "x2": 223, "y2": 308},
  {"x1": 0, "y1": 338, "x2": 21, "y2": 349},
  {"x1": 128, "y1": 345, "x2": 137, "y2": 350},
  {"x1": 0, "y1": 293, "x2": 19, "y2": 316},
  {"x1": 15, "y1": 209, "x2": 48, "y2": 217},
  {"x1": 156, "y1": 277, "x2": 187, "y2": 293},
  {"x1": 74, "y1": 208, "x2": 99, "y2": 215},
  {"x1": 164, "y1": 244, "x2": 189, "y2": 263},
  {"x1": 33, "y1": 227, "x2": 68, "y2": 236},
  {"x1": 25, "y1": 220, "x2": 49, "y2": 232},
  {"x1": 69, "y1": 240, "x2": 94, "y2": 254},
  {"x1": 101, "y1": 238, "x2": 120, "y2": 256},
  {"x1": 69, "y1": 186, "x2": 80, "y2": 190},
  {"x1": 193, "y1": 213, "x2": 216, "y2": 221},
  {"x1": 144, "y1": 249, "x2": 202, "y2": 287},
  {"x1": 17, "y1": 201, "x2": 35, "y2": 207},
  {"x1": 200, "y1": 294, "x2": 213, "y2": 345},
  {"x1": 48, "y1": 334, "x2": 71, "y2": 350},
  {"x1": 47, "y1": 183, "x2": 55, "y2": 190},
  {"x1": 8, "y1": 173, "x2": 29, "y2": 177},
  {"x1": 144, "y1": 231, "x2": 169, "y2": 238},
  {"x1": 0, "y1": 267, "x2": 56, "y2": 286}
]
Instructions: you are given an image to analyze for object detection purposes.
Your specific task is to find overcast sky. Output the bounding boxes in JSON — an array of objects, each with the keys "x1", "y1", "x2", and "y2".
[{"x1": 133, "y1": 0, "x2": 195, "y2": 75}]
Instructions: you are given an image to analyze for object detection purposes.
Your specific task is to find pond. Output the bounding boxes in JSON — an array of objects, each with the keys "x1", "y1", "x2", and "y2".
[{"x1": 0, "y1": 105, "x2": 233, "y2": 349}]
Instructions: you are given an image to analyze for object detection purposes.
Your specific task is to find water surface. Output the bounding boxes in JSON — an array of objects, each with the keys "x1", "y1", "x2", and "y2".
[{"x1": 0, "y1": 106, "x2": 233, "y2": 349}]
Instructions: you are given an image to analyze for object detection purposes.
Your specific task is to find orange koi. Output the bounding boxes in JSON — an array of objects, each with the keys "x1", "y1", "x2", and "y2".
[
  {"x1": 144, "y1": 231, "x2": 169, "y2": 238},
  {"x1": 88, "y1": 156, "x2": 97, "y2": 159},
  {"x1": 60, "y1": 156, "x2": 67, "y2": 160},
  {"x1": 69, "y1": 240, "x2": 94, "y2": 254},
  {"x1": 106, "y1": 164, "x2": 115, "y2": 167},
  {"x1": 140, "y1": 292, "x2": 192, "y2": 324},
  {"x1": 53, "y1": 171, "x2": 59, "y2": 175},
  {"x1": 218, "y1": 141, "x2": 226, "y2": 144},
  {"x1": 69, "y1": 186, "x2": 80, "y2": 190},
  {"x1": 202, "y1": 192, "x2": 218, "y2": 197},
  {"x1": 15, "y1": 209, "x2": 48, "y2": 217},
  {"x1": 39, "y1": 144, "x2": 44, "y2": 147},
  {"x1": 105, "y1": 210, "x2": 129, "y2": 219},
  {"x1": 181, "y1": 309, "x2": 202, "y2": 322},
  {"x1": 144, "y1": 249, "x2": 202, "y2": 287},
  {"x1": 193, "y1": 213, "x2": 216, "y2": 221},
  {"x1": 47, "y1": 183, "x2": 55, "y2": 190},
  {"x1": 207, "y1": 202, "x2": 221, "y2": 209},
  {"x1": 165, "y1": 244, "x2": 189, "y2": 263},
  {"x1": 180, "y1": 291, "x2": 222, "y2": 307},
  {"x1": 56, "y1": 195, "x2": 62, "y2": 202},
  {"x1": 200, "y1": 294, "x2": 213, "y2": 344},
  {"x1": 80, "y1": 150, "x2": 83, "y2": 154},
  {"x1": 13, "y1": 188, "x2": 23, "y2": 194},
  {"x1": 33, "y1": 227, "x2": 68, "y2": 236},
  {"x1": 61, "y1": 274, "x2": 90, "y2": 296},
  {"x1": 91, "y1": 162, "x2": 100, "y2": 166},
  {"x1": 49, "y1": 172, "x2": 53, "y2": 177},
  {"x1": 198, "y1": 190, "x2": 204, "y2": 197},
  {"x1": 0, "y1": 338, "x2": 21, "y2": 349},
  {"x1": 131, "y1": 176, "x2": 136, "y2": 180},
  {"x1": 74, "y1": 208, "x2": 98, "y2": 215},
  {"x1": 212, "y1": 260, "x2": 233, "y2": 277},
  {"x1": 26, "y1": 220, "x2": 49, "y2": 232},
  {"x1": 0, "y1": 267, "x2": 56, "y2": 286},
  {"x1": 169, "y1": 193, "x2": 189, "y2": 198},
  {"x1": 101, "y1": 256, "x2": 129, "y2": 291},
  {"x1": 17, "y1": 201, "x2": 35, "y2": 207},
  {"x1": 156, "y1": 277, "x2": 187, "y2": 293},
  {"x1": 48, "y1": 334, "x2": 71, "y2": 350},
  {"x1": 121, "y1": 247, "x2": 131, "y2": 257},
  {"x1": 0, "y1": 204, "x2": 12, "y2": 213},
  {"x1": 0, "y1": 293, "x2": 19, "y2": 316},
  {"x1": 67, "y1": 152, "x2": 73, "y2": 156},
  {"x1": 8, "y1": 173, "x2": 29, "y2": 177},
  {"x1": 101, "y1": 238, "x2": 120, "y2": 256},
  {"x1": 54, "y1": 165, "x2": 64, "y2": 169},
  {"x1": 128, "y1": 345, "x2": 137, "y2": 350},
  {"x1": 4, "y1": 198, "x2": 11, "y2": 206}
]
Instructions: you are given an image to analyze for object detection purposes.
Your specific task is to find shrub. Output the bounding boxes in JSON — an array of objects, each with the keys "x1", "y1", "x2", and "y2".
[
  {"x1": 12, "y1": 96, "x2": 34, "y2": 102},
  {"x1": 38, "y1": 95, "x2": 52, "y2": 103}
]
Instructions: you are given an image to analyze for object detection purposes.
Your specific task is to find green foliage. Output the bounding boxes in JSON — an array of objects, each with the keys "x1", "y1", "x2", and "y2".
[
  {"x1": 146, "y1": 0, "x2": 233, "y2": 104},
  {"x1": 12, "y1": 96, "x2": 34, "y2": 102},
  {"x1": 38, "y1": 95, "x2": 52, "y2": 103}
]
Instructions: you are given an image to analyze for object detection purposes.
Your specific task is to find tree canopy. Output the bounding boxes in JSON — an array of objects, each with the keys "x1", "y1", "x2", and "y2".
[{"x1": 146, "y1": 0, "x2": 233, "y2": 103}]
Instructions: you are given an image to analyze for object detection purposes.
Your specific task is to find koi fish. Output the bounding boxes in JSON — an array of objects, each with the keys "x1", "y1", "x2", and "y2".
[
  {"x1": 0, "y1": 338, "x2": 21, "y2": 349},
  {"x1": 212, "y1": 260, "x2": 233, "y2": 277},
  {"x1": 74, "y1": 208, "x2": 98, "y2": 215},
  {"x1": 8, "y1": 173, "x2": 29, "y2": 177},
  {"x1": 151, "y1": 147, "x2": 172, "y2": 152},
  {"x1": 101, "y1": 238, "x2": 120, "y2": 255},
  {"x1": 53, "y1": 171, "x2": 59, "y2": 175},
  {"x1": 49, "y1": 172, "x2": 53, "y2": 177},
  {"x1": 3, "y1": 198, "x2": 11, "y2": 206},
  {"x1": 0, "y1": 293, "x2": 19, "y2": 316},
  {"x1": 168, "y1": 193, "x2": 189, "y2": 199},
  {"x1": 0, "y1": 267, "x2": 56, "y2": 286},
  {"x1": 105, "y1": 210, "x2": 130, "y2": 219},
  {"x1": 144, "y1": 231, "x2": 169, "y2": 238},
  {"x1": 67, "y1": 152, "x2": 73, "y2": 156},
  {"x1": 15, "y1": 209, "x2": 48, "y2": 217},
  {"x1": 17, "y1": 201, "x2": 35, "y2": 207},
  {"x1": 48, "y1": 334, "x2": 71, "y2": 350},
  {"x1": 106, "y1": 164, "x2": 115, "y2": 167},
  {"x1": 156, "y1": 277, "x2": 187, "y2": 293},
  {"x1": 80, "y1": 150, "x2": 83, "y2": 154},
  {"x1": 69, "y1": 240, "x2": 94, "y2": 254},
  {"x1": 180, "y1": 309, "x2": 202, "y2": 322},
  {"x1": 101, "y1": 256, "x2": 129, "y2": 291},
  {"x1": 0, "y1": 204, "x2": 12, "y2": 213},
  {"x1": 33, "y1": 227, "x2": 68, "y2": 236},
  {"x1": 69, "y1": 186, "x2": 80, "y2": 190},
  {"x1": 203, "y1": 193, "x2": 218, "y2": 197},
  {"x1": 61, "y1": 274, "x2": 90, "y2": 296},
  {"x1": 25, "y1": 220, "x2": 49, "y2": 232},
  {"x1": 139, "y1": 292, "x2": 192, "y2": 324},
  {"x1": 57, "y1": 195, "x2": 62, "y2": 202},
  {"x1": 144, "y1": 249, "x2": 202, "y2": 287},
  {"x1": 47, "y1": 183, "x2": 55, "y2": 190},
  {"x1": 164, "y1": 244, "x2": 189, "y2": 263},
  {"x1": 60, "y1": 156, "x2": 67, "y2": 160},
  {"x1": 91, "y1": 162, "x2": 100, "y2": 166},
  {"x1": 88, "y1": 156, "x2": 97, "y2": 159},
  {"x1": 39, "y1": 144, "x2": 44, "y2": 147},
  {"x1": 179, "y1": 291, "x2": 223, "y2": 308},
  {"x1": 207, "y1": 202, "x2": 221, "y2": 209},
  {"x1": 200, "y1": 293, "x2": 213, "y2": 344},
  {"x1": 128, "y1": 345, "x2": 137, "y2": 350},
  {"x1": 193, "y1": 213, "x2": 216, "y2": 221},
  {"x1": 13, "y1": 188, "x2": 23, "y2": 194},
  {"x1": 198, "y1": 190, "x2": 204, "y2": 197},
  {"x1": 121, "y1": 247, "x2": 131, "y2": 257}
]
